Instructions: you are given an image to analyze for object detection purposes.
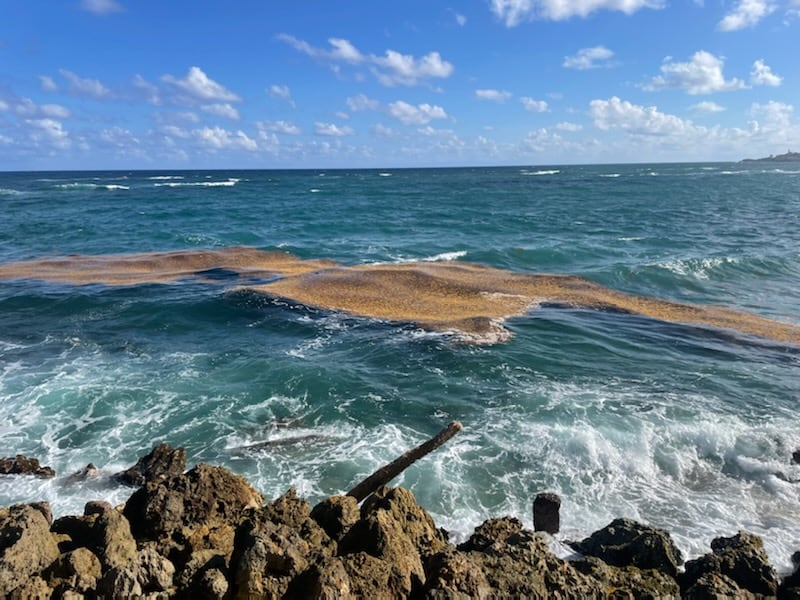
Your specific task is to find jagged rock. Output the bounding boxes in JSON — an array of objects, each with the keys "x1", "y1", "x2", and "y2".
[
  {"x1": 175, "y1": 550, "x2": 228, "y2": 599},
  {"x1": 65, "y1": 463, "x2": 100, "y2": 485},
  {"x1": 0, "y1": 504, "x2": 60, "y2": 596},
  {"x1": 44, "y1": 547, "x2": 102, "y2": 595},
  {"x1": 287, "y1": 555, "x2": 353, "y2": 599},
  {"x1": 0, "y1": 454, "x2": 55, "y2": 478},
  {"x1": 682, "y1": 571, "x2": 748, "y2": 599},
  {"x1": 29, "y1": 501, "x2": 53, "y2": 525},
  {"x1": 229, "y1": 517, "x2": 312, "y2": 599},
  {"x1": 137, "y1": 544, "x2": 176, "y2": 593},
  {"x1": 84, "y1": 499, "x2": 113, "y2": 516},
  {"x1": 571, "y1": 554, "x2": 681, "y2": 598},
  {"x1": 98, "y1": 563, "x2": 143, "y2": 598},
  {"x1": 52, "y1": 507, "x2": 137, "y2": 570},
  {"x1": 341, "y1": 551, "x2": 413, "y2": 599},
  {"x1": 114, "y1": 442, "x2": 187, "y2": 487},
  {"x1": 680, "y1": 531, "x2": 778, "y2": 597},
  {"x1": 423, "y1": 549, "x2": 492, "y2": 598},
  {"x1": 7, "y1": 575, "x2": 53, "y2": 599},
  {"x1": 123, "y1": 463, "x2": 263, "y2": 563},
  {"x1": 441, "y1": 521, "x2": 604, "y2": 598},
  {"x1": 311, "y1": 494, "x2": 360, "y2": 541},
  {"x1": 533, "y1": 492, "x2": 561, "y2": 534},
  {"x1": 570, "y1": 517, "x2": 684, "y2": 577},
  {"x1": 779, "y1": 551, "x2": 800, "y2": 599},
  {"x1": 457, "y1": 516, "x2": 523, "y2": 552},
  {"x1": 359, "y1": 486, "x2": 450, "y2": 561},
  {"x1": 261, "y1": 487, "x2": 335, "y2": 556}
]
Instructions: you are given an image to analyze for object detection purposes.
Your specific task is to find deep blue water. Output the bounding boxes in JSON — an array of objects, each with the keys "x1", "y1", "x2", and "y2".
[{"x1": 1, "y1": 164, "x2": 799, "y2": 569}]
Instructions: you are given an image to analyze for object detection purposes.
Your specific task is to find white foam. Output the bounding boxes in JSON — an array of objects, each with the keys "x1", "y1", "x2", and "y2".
[
  {"x1": 154, "y1": 179, "x2": 239, "y2": 188},
  {"x1": 599, "y1": 173, "x2": 621, "y2": 178},
  {"x1": 656, "y1": 256, "x2": 741, "y2": 280},
  {"x1": 147, "y1": 175, "x2": 185, "y2": 180},
  {"x1": 521, "y1": 169, "x2": 560, "y2": 176}
]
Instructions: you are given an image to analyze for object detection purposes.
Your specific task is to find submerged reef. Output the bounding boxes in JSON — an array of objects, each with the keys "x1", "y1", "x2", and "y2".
[
  {"x1": 1, "y1": 246, "x2": 799, "y2": 346},
  {"x1": 1, "y1": 444, "x2": 799, "y2": 598}
]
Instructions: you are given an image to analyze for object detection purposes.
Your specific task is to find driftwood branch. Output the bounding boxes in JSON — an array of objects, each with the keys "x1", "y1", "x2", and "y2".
[{"x1": 347, "y1": 420, "x2": 463, "y2": 503}]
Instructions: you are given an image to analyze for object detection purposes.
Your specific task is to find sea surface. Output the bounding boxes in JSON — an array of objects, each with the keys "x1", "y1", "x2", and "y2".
[{"x1": 1, "y1": 164, "x2": 799, "y2": 570}]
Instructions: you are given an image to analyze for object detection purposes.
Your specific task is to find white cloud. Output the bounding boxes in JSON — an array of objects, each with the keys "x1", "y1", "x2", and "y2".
[
  {"x1": 454, "y1": 12, "x2": 468, "y2": 25},
  {"x1": 372, "y1": 123, "x2": 395, "y2": 138},
  {"x1": 372, "y1": 50, "x2": 454, "y2": 86},
  {"x1": 644, "y1": 51, "x2": 745, "y2": 95},
  {"x1": 79, "y1": 0, "x2": 123, "y2": 15},
  {"x1": 194, "y1": 127, "x2": 257, "y2": 151},
  {"x1": 40, "y1": 104, "x2": 71, "y2": 119},
  {"x1": 590, "y1": 96, "x2": 694, "y2": 136},
  {"x1": 258, "y1": 120, "x2": 302, "y2": 135},
  {"x1": 162, "y1": 66, "x2": 240, "y2": 102},
  {"x1": 39, "y1": 75, "x2": 58, "y2": 92},
  {"x1": 268, "y1": 84, "x2": 295, "y2": 107},
  {"x1": 25, "y1": 118, "x2": 71, "y2": 148},
  {"x1": 556, "y1": 121, "x2": 583, "y2": 131},
  {"x1": 387, "y1": 101, "x2": 448, "y2": 125},
  {"x1": 750, "y1": 59, "x2": 782, "y2": 87},
  {"x1": 563, "y1": 46, "x2": 614, "y2": 69},
  {"x1": 0, "y1": 100, "x2": 8, "y2": 111},
  {"x1": 476, "y1": 89, "x2": 512, "y2": 102},
  {"x1": 202, "y1": 103, "x2": 240, "y2": 120},
  {"x1": 132, "y1": 74, "x2": 161, "y2": 105},
  {"x1": 13, "y1": 98, "x2": 71, "y2": 119},
  {"x1": 718, "y1": 0, "x2": 776, "y2": 30},
  {"x1": 691, "y1": 101, "x2": 726, "y2": 113},
  {"x1": 750, "y1": 100, "x2": 793, "y2": 128},
  {"x1": 347, "y1": 93, "x2": 380, "y2": 112},
  {"x1": 520, "y1": 97, "x2": 549, "y2": 112},
  {"x1": 59, "y1": 69, "x2": 111, "y2": 98},
  {"x1": 278, "y1": 34, "x2": 454, "y2": 87},
  {"x1": 489, "y1": 0, "x2": 662, "y2": 24},
  {"x1": 314, "y1": 122, "x2": 355, "y2": 136},
  {"x1": 521, "y1": 127, "x2": 564, "y2": 152}
]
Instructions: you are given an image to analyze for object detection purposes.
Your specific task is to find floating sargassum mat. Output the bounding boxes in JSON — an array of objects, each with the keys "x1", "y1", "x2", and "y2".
[{"x1": 1, "y1": 246, "x2": 799, "y2": 346}]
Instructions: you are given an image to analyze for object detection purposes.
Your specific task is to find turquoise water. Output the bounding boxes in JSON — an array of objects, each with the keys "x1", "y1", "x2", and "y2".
[{"x1": 1, "y1": 164, "x2": 799, "y2": 569}]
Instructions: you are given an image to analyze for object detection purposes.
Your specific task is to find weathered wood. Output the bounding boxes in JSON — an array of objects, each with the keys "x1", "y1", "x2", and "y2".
[{"x1": 347, "y1": 421, "x2": 463, "y2": 503}]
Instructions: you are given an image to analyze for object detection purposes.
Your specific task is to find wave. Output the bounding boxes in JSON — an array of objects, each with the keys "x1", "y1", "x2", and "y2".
[
  {"x1": 53, "y1": 183, "x2": 129, "y2": 191},
  {"x1": 147, "y1": 176, "x2": 185, "y2": 180},
  {"x1": 521, "y1": 169, "x2": 560, "y2": 176},
  {"x1": 656, "y1": 256, "x2": 741, "y2": 280},
  {"x1": 599, "y1": 173, "x2": 621, "y2": 178},
  {"x1": 0, "y1": 188, "x2": 23, "y2": 195},
  {"x1": 154, "y1": 179, "x2": 240, "y2": 188}
]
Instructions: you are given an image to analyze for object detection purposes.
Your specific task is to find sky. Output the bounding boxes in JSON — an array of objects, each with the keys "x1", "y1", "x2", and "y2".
[{"x1": 1, "y1": 0, "x2": 798, "y2": 169}]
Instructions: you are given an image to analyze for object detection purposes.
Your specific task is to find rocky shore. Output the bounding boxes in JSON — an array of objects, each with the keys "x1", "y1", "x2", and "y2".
[{"x1": 2, "y1": 444, "x2": 800, "y2": 599}]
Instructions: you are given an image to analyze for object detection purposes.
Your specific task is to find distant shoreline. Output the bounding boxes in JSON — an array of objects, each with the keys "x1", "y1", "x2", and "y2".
[{"x1": 741, "y1": 151, "x2": 800, "y2": 163}]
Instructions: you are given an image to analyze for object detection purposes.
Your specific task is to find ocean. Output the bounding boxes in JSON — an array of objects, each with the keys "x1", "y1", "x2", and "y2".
[{"x1": 1, "y1": 164, "x2": 799, "y2": 570}]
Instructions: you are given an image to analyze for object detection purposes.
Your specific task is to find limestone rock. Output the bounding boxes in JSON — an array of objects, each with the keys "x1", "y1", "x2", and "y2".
[
  {"x1": 423, "y1": 549, "x2": 492, "y2": 599},
  {"x1": 0, "y1": 454, "x2": 55, "y2": 478},
  {"x1": 0, "y1": 504, "x2": 60, "y2": 596},
  {"x1": 359, "y1": 486, "x2": 450, "y2": 561},
  {"x1": 228, "y1": 516, "x2": 311, "y2": 599},
  {"x1": 53, "y1": 508, "x2": 137, "y2": 570},
  {"x1": 311, "y1": 495, "x2": 360, "y2": 542},
  {"x1": 7, "y1": 575, "x2": 53, "y2": 599},
  {"x1": 570, "y1": 517, "x2": 684, "y2": 577},
  {"x1": 680, "y1": 531, "x2": 778, "y2": 597},
  {"x1": 261, "y1": 487, "x2": 335, "y2": 556},
  {"x1": 44, "y1": 547, "x2": 102, "y2": 595},
  {"x1": 174, "y1": 550, "x2": 228, "y2": 599},
  {"x1": 341, "y1": 551, "x2": 413, "y2": 599},
  {"x1": 113, "y1": 442, "x2": 187, "y2": 487},
  {"x1": 287, "y1": 555, "x2": 353, "y2": 599},
  {"x1": 123, "y1": 462, "x2": 263, "y2": 562},
  {"x1": 571, "y1": 554, "x2": 680, "y2": 598}
]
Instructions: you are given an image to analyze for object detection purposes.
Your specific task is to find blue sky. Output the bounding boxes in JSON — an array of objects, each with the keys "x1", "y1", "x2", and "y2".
[{"x1": 1, "y1": 0, "x2": 798, "y2": 169}]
